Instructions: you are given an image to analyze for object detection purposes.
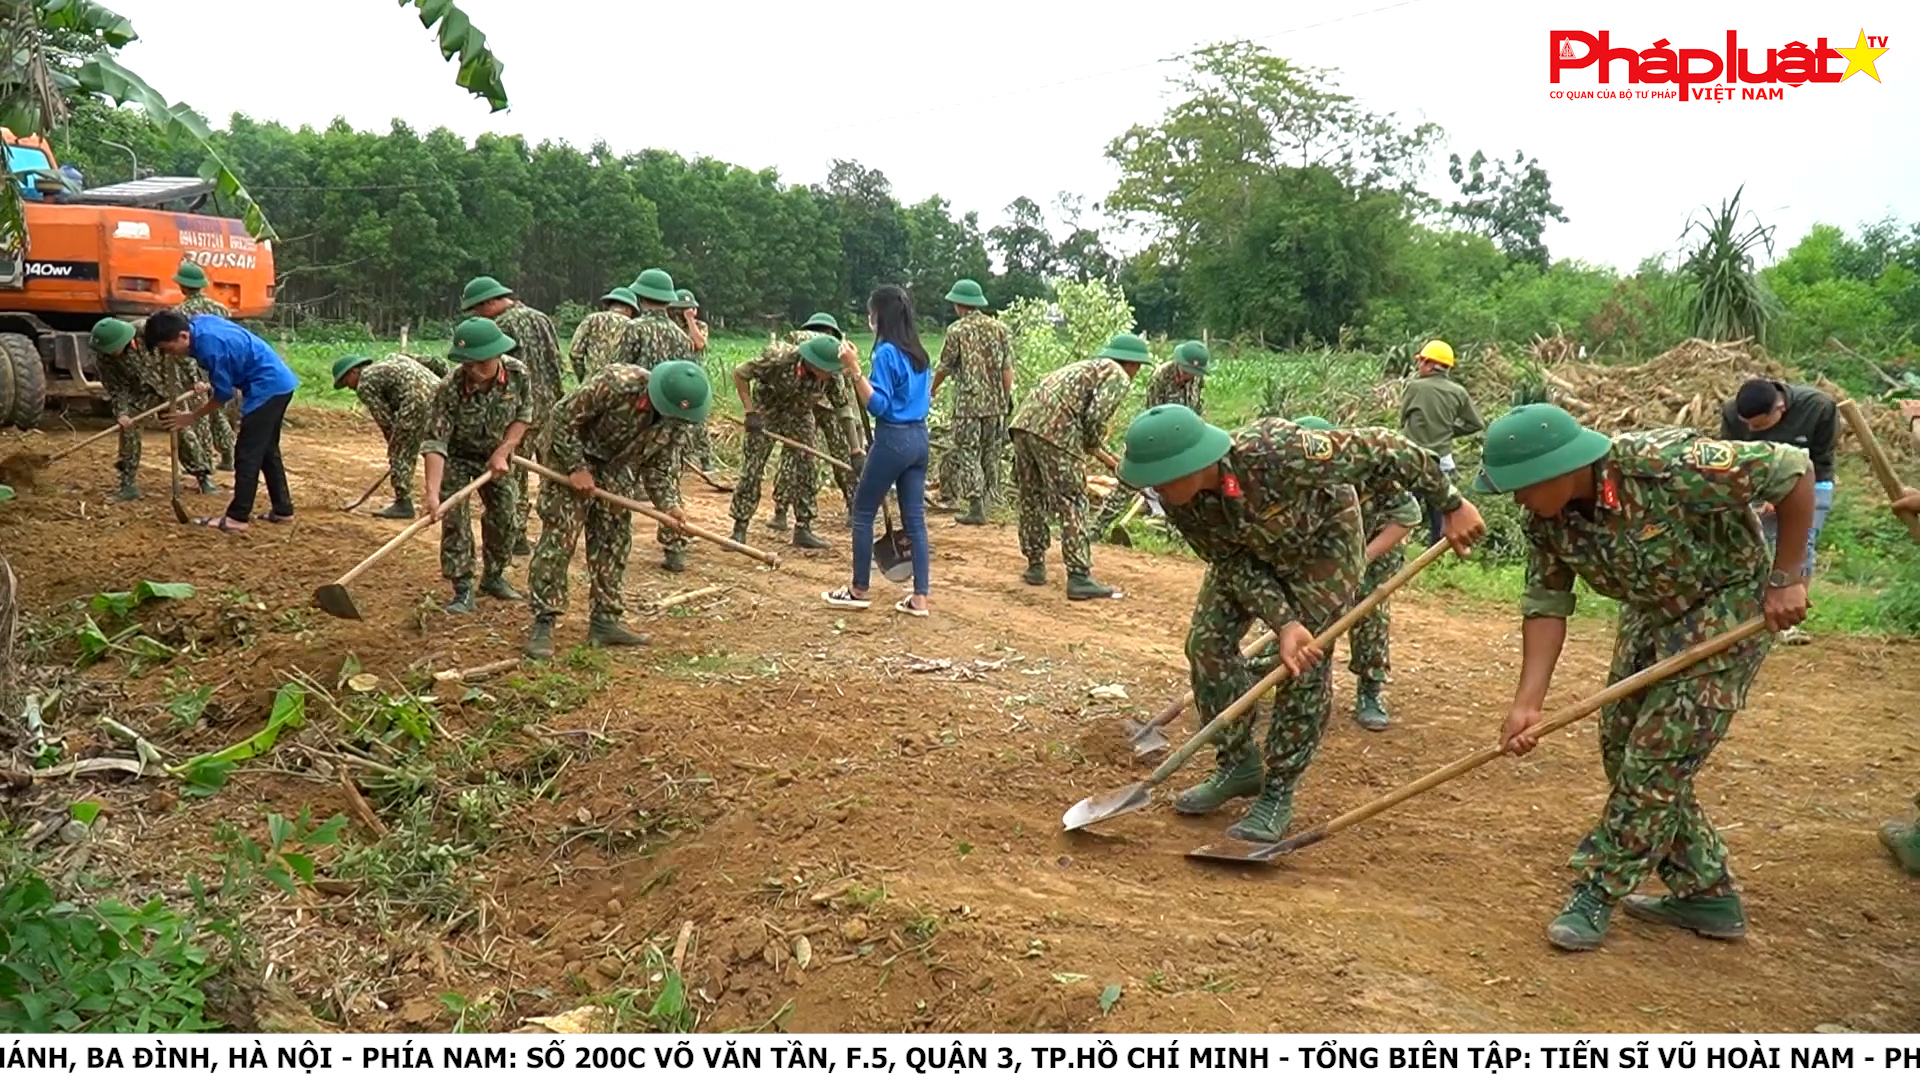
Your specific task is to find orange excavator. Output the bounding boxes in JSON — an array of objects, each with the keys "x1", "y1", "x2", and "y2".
[{"x1": 0, "y1": 128, "x2": 276, "y2": 428}]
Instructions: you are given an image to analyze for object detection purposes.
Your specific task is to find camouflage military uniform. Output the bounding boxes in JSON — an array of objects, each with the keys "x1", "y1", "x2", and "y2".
[
  {"x1": 406, "y1": 353, "x2": 451, "y2": 379},
  {"x1": 568, "y1": 310, "x2": 629, "y2": 381},
  {"x1": 1008, "y1": 358, "x2": 1133, "y2": 577},
  {"x1": 776, "y1": 332, "x2": 862, "y2": 517},
  {"x1": 1091, "y1": 361, "x2": 1202, "y2": 536},
  {"x1": 176, "y1": 292, "x2": 235, "y2": 465},
  {"x1": 351, "y1": 357, "x2": 439, "y2": 506},
  {"x1": 1520, "y1": 430, "x2": 1810, "y2": 904},
  {"x1": 98, "y1": 340, "x2": 211, "y2": 486},
  {"x1": 529, "y1": 365, "x2": 688, "y2": 621},
  {"x1": 617, "y1": 311, "x2": 694, "y2": 371},
  {"x1": 492, "y1": 303, "x2": 563, "y2": 552},
  {"x1": 938, "y1": 312, "x2": 1015, "y2": 505},
  {"x1": 730, "y1": 342, "x2": 821, "y2": 529},
  {"x1": 1347, "y1": 475, "x2": 1424, "y2": 688},
  {"x1": 422, "y1": 360, "x2": 533, "y2": 586},
  {"x1": 1166, "y1": 421, "x2": 1459, "y2": 833}
]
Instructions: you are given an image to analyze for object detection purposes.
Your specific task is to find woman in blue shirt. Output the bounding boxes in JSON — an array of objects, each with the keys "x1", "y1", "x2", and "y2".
[{"x1": 824, "y1": 285, "x2": 933, "y2": 615}]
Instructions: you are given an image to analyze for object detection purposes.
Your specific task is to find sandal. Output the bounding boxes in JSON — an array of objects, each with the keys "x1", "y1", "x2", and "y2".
[
  {"x1": 262, "y1": 511, "x2": 294, "y2": 524},
  {"x1": 822, "y1": 586, "x2": 871, "y2": 610},
  {"x1": 195, "y1": 515, "x2": 246, "y2": 534},
  {"x1": 894, "y1": 597, "x2": 929, "y2": 618}
]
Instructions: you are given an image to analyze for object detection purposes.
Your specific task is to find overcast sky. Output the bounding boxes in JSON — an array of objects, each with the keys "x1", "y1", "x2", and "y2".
[{"x1": 106, "y1": 0, "x2": 1916, "y2": 273}]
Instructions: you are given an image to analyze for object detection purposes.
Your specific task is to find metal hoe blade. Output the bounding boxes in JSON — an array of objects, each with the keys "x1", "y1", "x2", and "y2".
[
  {"x1": 1060, "y1": 781, "x2": 1151, "y2": 832},
  {"x1": 312, "y1": 583, "x2": 362, "y2": 621},
  {"x1": 1186, "y1": 838, "x2": 1288, "y2": 864}
]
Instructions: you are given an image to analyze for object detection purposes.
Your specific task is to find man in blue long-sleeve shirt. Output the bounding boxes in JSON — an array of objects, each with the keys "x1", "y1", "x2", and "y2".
[{"x1": 146, "y1": 311, "x2": 300, "y2": 532}]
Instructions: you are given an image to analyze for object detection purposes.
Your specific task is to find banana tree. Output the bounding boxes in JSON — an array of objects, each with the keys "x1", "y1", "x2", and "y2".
[{"x1": 0, "y1": 0, "x2": 507, "y2": 248}]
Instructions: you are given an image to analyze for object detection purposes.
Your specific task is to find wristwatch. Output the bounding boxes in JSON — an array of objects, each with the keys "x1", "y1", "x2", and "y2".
[{"x1": 1766, "y1": 570, "x2": 1802, "y2": 589}]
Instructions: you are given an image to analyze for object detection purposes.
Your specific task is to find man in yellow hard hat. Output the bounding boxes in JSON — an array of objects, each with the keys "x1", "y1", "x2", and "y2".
[{"x1": 1398, "y1": 339, "x2": 1483, "y2": 543}]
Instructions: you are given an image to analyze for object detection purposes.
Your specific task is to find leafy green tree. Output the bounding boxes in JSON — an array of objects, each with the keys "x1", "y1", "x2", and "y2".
[
  {"x1": 1446, "y1": 149, "x2": 1568, "y2": 270},
  {"x1": 987, "y1": 196, "x2": 1055, "y2": 304},
  {"x1": 813, "y1": 159, "x2": 908, "y2": 314},
  {"x1": 903, "y1": 195, "x2": 991, "y2": 323}
]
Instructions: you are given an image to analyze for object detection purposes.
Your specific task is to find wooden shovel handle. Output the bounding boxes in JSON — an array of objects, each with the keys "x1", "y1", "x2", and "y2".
[
  {"x1": 1145, "y1": 629, "x2": 1278, "y2": 729},
  {"x1": 48, "y1": 390, "x2": 193, "y2": 463},
  {"x1": 333, "y1": 472, "x2": 492, "y2": 588},
  {"x1": 1272, "y1": 616, "x2": 1769, "y2": 855},
  {"x1": 1838, "y1": 399, "x2": 1920, "y2": 542},
  {"x1": 721, "y1": 413, "x2": 853, "y2": 472},
  {"x1": 512, "y1": 456, "x2": 780, "y2": 568},
  {"x1": 1148, "y1": 538, "x2": 1453, "y2": 784}
]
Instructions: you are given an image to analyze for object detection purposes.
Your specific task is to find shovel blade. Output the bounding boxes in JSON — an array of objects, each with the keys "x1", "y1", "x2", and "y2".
[
  {"x1": 170, "y1": 497, "x2": 190, "y2": 525},
  {"x1": 313, "y1": 583, "x2": 362, "y2": 621},
  {"x1": 875, "y1": 529, "x2": 915, "y2": 584},
  {"x1": 1105, "y1": 525, "x2": 1133, "y2": 548},
  {"x1": 1185, "y1": 838, "x2": 1287, "y2": 864},
  {"x1": 1128, "y1": 723, "x2": 1170, "y2": 758},
  {"x1": 1061, "y1": 782, "x2": 1151, "y2": 832}
]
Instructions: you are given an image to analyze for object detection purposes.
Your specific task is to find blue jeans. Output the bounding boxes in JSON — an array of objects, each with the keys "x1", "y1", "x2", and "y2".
[
  {"x1": 852, "y1": 421, "x2": 931, "y2": 595},
  {"x1": 1760, "y1": 481, "x2": 1833, "y2": 580},
  {"x1": 1424, "y1": 467, "x2": 1457, "y2": 545}
]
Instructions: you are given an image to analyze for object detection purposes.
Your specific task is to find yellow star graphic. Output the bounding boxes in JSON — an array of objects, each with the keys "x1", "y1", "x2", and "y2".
[{"x1": 1836, "y1": 29, "x2": 1888, "y2": 82}]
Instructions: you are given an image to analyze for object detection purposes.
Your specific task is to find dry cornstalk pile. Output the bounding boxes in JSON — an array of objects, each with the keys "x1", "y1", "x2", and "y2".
[{"x1": 1530, "y1": 334, "x2": 1581, "y2": 365}]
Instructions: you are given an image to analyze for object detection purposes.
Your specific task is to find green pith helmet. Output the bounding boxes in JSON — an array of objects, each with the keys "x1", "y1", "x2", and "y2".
[
  {"x1": 173, "y1": 262, "x2": 209, "y2": 290},
  {"x1": 460, "y1": 276, "x2": 513, "y2": 310},
  {"x1": 647, "y1": 360, "x2": 711, "y2": 423},
  {"x1": 797, "y1": 334, "x2": 843, "y2": 373},
  {"x1": 802, "y1": 312, "x2": 843, "y2": 339},
  {"x1": 332, "y1": 354, "x2": 375, "y2": 389},
  {"x1": 1096, "y1": 333, "x2": 1152, "y2": 365},
  {"x1": 1118, "y1": 405, "x2": 1233, "y2": 489},
  {"x1": 671, "y1": 288, "x2": 698, "y2": 310},
  {"x1": 90, "y1": 317, "x2": 136, "y2": 355},
  {"x1": 1293, "y1": 415, "x2": 1333, "y2": 431},
  {"x1": 945, "y1": 278, "x2": 989, "y2": 308},
  {"x1": 448, "y1": 317, "x2": 516, "y2": 362},
  {"x1": 1173, "y1": 340, "x2": 1211, "y2": 376},
  {"x1": 601, "y1": 286, "x2": 639, "y2": 308},
  {"x1": 1473, "y1": 404, "x2": 1613, "y2": 494},
  {"x1": 631, "y1": 268, "x2": 677, "y2": 304}
]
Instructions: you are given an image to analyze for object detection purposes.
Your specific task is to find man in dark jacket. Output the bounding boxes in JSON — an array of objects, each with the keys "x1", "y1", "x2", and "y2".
[{"x1": 1720, "y1": 378, "x2": 1837, "y2": 645}]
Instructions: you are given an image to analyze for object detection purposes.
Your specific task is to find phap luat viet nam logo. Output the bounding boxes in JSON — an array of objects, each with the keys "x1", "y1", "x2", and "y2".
[{"x1": 1549, "y1": 30, "x2": 1888, "y2": 101}]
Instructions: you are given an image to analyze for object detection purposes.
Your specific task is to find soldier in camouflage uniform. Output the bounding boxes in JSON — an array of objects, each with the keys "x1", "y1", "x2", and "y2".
[
  {"x1": 90, "y1": 317, "x2": 215, "y2": 501},
  {"x1": 729, "y1": 334, "x2": 839, "y2": 551},
  {"x1": 569, "y1": 286, "x2": 638, "y2": 381},
  {"x1": 462, "y1": 275, "x2": 562, "y2": 558},
  {"x1": 1008, "y1": 333, "x2": 1150, "y2": 599},
  {"x1": 669, "y1": 289, "x2": 717, "y2": 472},
  {"x1": 422, "y1": 317, "x2": 533, "y2": 615},
  {"x1": 1291, "y1": 417, "x2": 1422, "y2": 732},
  {"x1": 171, "y1": 261, "x2": 236, "y2": 471},
  {"x1": 1115, "y1": 405, "x2": 1484, "y2": 842},
  {"x1": 617, "y1": 268, "x2": 696, "y2": 372},
  {"x1": 773, "y1": 314, "x2": 864, "y2": 526},
  {"x1": 1881, "y1": 490, "x2": 1920, "y2": 874},
  {"x1": 1478, "y1": 404, "x2": 1814, "y2": 951},
  {"x1": 1089, "y1": 340, "x2": 1209, "y2": 542},
  {"x1": 333, "y1": 353, "x2": 438, "y2": 519},
  {"x1": 929, "y1": 280, "x2": 1015, "y2": 525},
  {"x1": 524, "y1": 360, "x2": 711, "y2": 659}
]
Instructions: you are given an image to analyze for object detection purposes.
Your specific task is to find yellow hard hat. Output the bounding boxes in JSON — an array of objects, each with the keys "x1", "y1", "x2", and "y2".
[{"x1": 1417, "y1": 339, "x2": 1456, "y2": 367}]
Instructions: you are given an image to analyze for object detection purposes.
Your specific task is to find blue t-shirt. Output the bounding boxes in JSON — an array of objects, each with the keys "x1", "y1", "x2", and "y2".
[
  {"x1": 189, "y1": 315, "x2": 298, "y2": 415},
  {"x1": 865, "y1": 341, "x2": 930, "y2": 424}
]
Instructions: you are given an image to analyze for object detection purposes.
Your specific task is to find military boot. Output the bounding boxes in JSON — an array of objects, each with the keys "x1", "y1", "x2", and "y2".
[
  {"x1": 444, "y1": 580, "x2": 477, "y2": 615},
  {"x1": 955, "y1": 498, "x2": 988, "y2": 526},
  {"x1": 480, "y1": 574, "x2": 523, "y2": 602},
  {"x1": 1356, "y1": 680, "x2": 1391, "y2": 732},
  {"x1": 112, "y1": 475, "x2": 141, "y2": 502},
  {"x1": 588, "y1": 613, "x2": 650, "y2": 649},
  {"x1": 731, "y1": 520, "x2": 750, "y2": 545},
  {"x1": 1066, "y1": 573, "x2": 1116, "y2": 601},
  {"x1": 1546, "y1": 886, "x2": 1612, "y2": 951},
  {"x1": 513, "y1": 537, "x2": 533, "y2": 557},
  {"x1": 1021, "y1": 562, "x2": 1048, "y2": 586},
  {"x1": 1172, "y1": 751, "x2": 1265, "y2": 815},
  {"x1": 768, "y1": 508, "x2": 788, "y2": 532},
  {"x1": 1226, "y1": 782, "x2": 1295, "y2": 843},
  {"x1": 1880, "y1": 817, "x2": 1920, "y2": 875},
  {"x1": 374, "y1": 498, "x2": 415, "y2": 520},
  {"x1": 523, "y1": 615, "x2": 556, "y2": 660},
  {"x1": 1621, "y1": 892, "x2": 1747, "y2": 940},
  {"x1": 661, "y1": 549, "x2": 688, "y2": 573},
  {"x1": 791, "y1": 526, "x2": 830, "y2": 550},
  {"x1": 196, "y1": 474, "x2": 221, "y2": 496},
  {"x1": 216, "y1": 450, "x2": 234, "y2": 472}
]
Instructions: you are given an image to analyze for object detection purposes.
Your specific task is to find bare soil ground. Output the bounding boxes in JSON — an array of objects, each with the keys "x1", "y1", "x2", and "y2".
[{"x1": 3, "y1": 410, "x2": 1916, "y2": 1034}]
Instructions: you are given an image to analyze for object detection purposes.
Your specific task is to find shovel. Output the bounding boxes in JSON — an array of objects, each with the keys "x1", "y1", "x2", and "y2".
[
  {"x1": 721, "y1": 413, "x2": 851, "y2": 471},
  {"x1": 1187, "y1": 616, "x2": 1770, "y2": 864},
  {"x1": 314, "y1": 472, "x2": 493, "y2": 620},
  {"x1": 854, "y1": 407, "x2": 914, "y2": 584},
  {"x1": 0, "y1": 391, "x2": 192, "y2": 489},
  {"x1": 166, "y1": 428, "x2": 189, "y2": 524},
  {"x1": 339, "y1": 472, "x2": 388, "y2": 512},
  {"x1": 688, "y1": 464, "x2": 735, "y2": 493},
  {"x1": 1062, "y1": 538, "x2": 1452, "y2": 833},
  {"x1": 1124, "y1": 628, "x2": 1279, "y2": 758},
  {"x1": 1105, "y1": 494, "x2": 1147, "y2": 547},
  {"x1": 513, "y1": 456, "x2": 780, "y2": 568},
  {"x1": 1838, "y1": 398, "x2": 1920, "y2": 542}
]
